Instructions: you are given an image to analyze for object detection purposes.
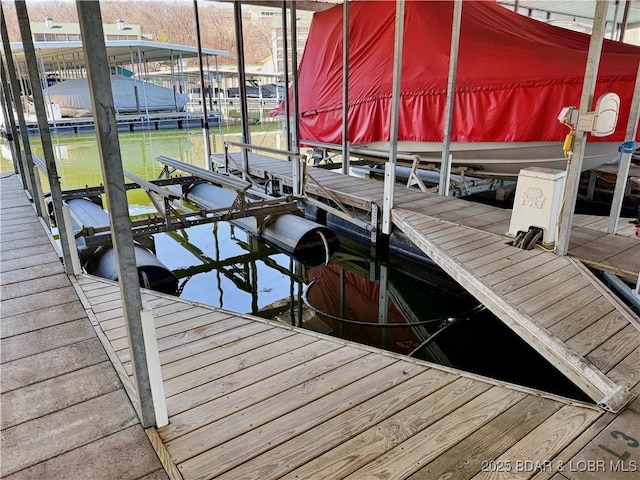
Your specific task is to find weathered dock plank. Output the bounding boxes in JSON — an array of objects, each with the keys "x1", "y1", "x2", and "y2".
[
  {"x1": 392, "y1": 207, "x2": 639, "y2": 411},
  {"x1": 76, "y1": 272, "x2": 616, "y2": 480},
  {"x1": 0, "y1": 175, "x2": 167, "y2": 479}
]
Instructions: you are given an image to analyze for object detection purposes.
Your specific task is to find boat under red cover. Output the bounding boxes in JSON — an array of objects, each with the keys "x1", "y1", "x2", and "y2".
[{"x1": 292, "y1": 0, "x2": 640, "y2": 174}]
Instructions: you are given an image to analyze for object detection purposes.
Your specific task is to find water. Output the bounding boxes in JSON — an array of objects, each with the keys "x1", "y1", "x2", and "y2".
[{"x1": 0, "y1": 128, "x2": 590, "y2": 402}]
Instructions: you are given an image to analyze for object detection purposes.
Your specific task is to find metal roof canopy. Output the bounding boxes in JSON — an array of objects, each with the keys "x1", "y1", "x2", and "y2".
[
  {"x1": 500, "y1": 0, "x2": 640, "y2": 28},
  {"x1": 3, "y1": 39, "x2": 229, "y2": 71},
  {"x1": 212, "y1": 0, "x2": 340, "y2": 12}
]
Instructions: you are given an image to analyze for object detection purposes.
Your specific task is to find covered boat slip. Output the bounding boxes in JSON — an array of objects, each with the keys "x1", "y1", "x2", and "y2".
[
  {"x1": 4, "y1": 39, "x2": 228, "y2": 133},
  {"x1": 0, "y1": 175, "x2": 167, "y2": 479},
  {"x1": 73, "y1": 273, "x2": 633, "y2": 480},
  {"x1": 214, "y1": 150, "x2": 640, "y2": 409}
]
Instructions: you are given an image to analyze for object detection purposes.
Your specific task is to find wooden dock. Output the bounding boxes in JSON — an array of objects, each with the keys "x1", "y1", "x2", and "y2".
[
  {"x1": 0, "y1": 174, "x2": 167, "y2": 479},
  {"x1": 216, "y1": 152, "x2": 640, "y2": 279},
  {"x1": 74, "y1": 274, "x2": 639, "y2": 480},
  {"x1": 216, "y1": 152, "x2": 640, "y2": 410},
  {"x1": 2, "y1": 171, "x2": 640, "y2": 478}
]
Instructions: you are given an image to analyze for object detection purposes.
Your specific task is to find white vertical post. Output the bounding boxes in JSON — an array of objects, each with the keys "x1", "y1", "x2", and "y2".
[
  {"x1": 443, "y1": 153, "x2": 453, "y2": 197},
  {"x1": 61, "y1": 204, "x2": 82, "y2": 274},
  {"x1": 32, "y1": 166, "x2": 48, "y2": 228},
  {"x1": 141, "y1": 303, "x2": 168, "y2": 428}
]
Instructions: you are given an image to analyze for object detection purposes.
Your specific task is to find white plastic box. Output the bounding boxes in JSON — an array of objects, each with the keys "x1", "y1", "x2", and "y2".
[{"x1": 508, "y1": 167, "x2": 567, "y2": 245}]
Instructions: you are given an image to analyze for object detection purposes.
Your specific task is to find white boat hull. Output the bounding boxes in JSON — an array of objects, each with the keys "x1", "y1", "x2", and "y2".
[{"x1": 355, "y1": 141, "x2": 621, "y2": 176}]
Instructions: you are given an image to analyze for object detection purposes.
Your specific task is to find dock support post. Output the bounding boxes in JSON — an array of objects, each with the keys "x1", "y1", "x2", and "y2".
[
  {"x1": 291, "y1": 1, "x2": 302, "y2": 195},
  {"x1": 15, "y1": 1, "x2": 75, "y2": 272},
  {"x1": 0, "y1": 6, "x2": 42, "y2": 217},
  {"x1": 31, "y1": 166, "x2": 48, "y2": 230},
  {"x1": 607, "y1": 60, "x2": 640, "y2": 235},
  {"x1": 0, "y1": 61, "x2": 25, "y2": 183},
  {"x1": 619, "y1": 0, "x2": 631, "y2": 42},
  {"x1": 76, "y1": 0, "x2": 156, "y2": 428},
  {"x1": 282, "y1": 0, "x2": 291, "y2": 155},
  {"x1": 341, "y1": 1, "x2": 350, "y2": 175},
  {"x1": 439, "y1": 0, "x2": 462, "y2": 196},
  {"x1": 556, "y1": 1, "x2": 608, "y2": 256},
  {"x1": 194, "y1": 0, "x2": 212, "y2": 168},
  {"x1": 382, "y1": 0, "x2": 405, "y2": 235},
  {"x1": 233, "y1": 0, "x2": 251, "y2": 180}
]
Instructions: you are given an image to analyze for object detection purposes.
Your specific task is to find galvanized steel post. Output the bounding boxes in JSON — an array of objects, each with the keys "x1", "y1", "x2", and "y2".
[
  {"x1": 291, "y1": 1, "x2": 302, "y2": 194},
  {"x1": 76, "y1": 0, "x2": 156, "y2": 427},
  {"x1": 282, "y1": 1, "x2": 291, "y2": 154},
  {"x1": 233, "y1": 0, "x2": 251, "y2": 179},
  {"x1": 382, "y1": 0, "x2": 405, "y2": 235},
  {"x1": 607, "y1": 61, "x2": 640, "y2": 234},
  {"x1": 0, "y1": 59, "x2": 24, "y2": 181},
  {"x1": 194, "y1": 0, "x2": 212, "y2": 167},
  {"x1": 439, "y1": 0, "x2": 463, "y2": 196},
  {"x1": 341, "y1": 1, "x2": 350, "y2": 175},
  {"x1": 619, "y1": 0, "x2": 631, "y2": 42},
  {"x1": 556, "y1": 1, "x2": 608, "y2": 256},
  {"x1": 14, "y1": 0, "x2": 74, "y2": 270},
  {"x1": 0, "y1": 5, "x2": 41, "y2": 215}
]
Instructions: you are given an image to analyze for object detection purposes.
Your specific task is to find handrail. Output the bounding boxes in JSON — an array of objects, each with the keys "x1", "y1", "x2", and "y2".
[
  {"x1": 223, "y1": 140, "x2": 303, "y2": 159},
  {"x1": 124, "y1": 171, "x2": 180, "y2": 199},
  {"x1": 156, "y1": 155, "x2": 251, "y2": 193},
  {"x1": 300, "y1": 139, "x2": 421, "y2": 163}
]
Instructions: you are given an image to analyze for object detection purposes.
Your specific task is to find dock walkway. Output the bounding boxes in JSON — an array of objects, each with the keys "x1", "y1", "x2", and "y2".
[
  {"x1": 0, "y1": 174, "x2": 167, "y2": 479},
  {"x1": 2, "y1": 171, "x2": 640, "y2": 478},
  {"x1": 76, "y1": 273, "x2": 638, "y2": 480},
  {"x1": 218, "y1": 151, "x2": 640, "y2": 279},
  {"x1": 217, "y1": 152, "x2": 640, "y2": 410}
]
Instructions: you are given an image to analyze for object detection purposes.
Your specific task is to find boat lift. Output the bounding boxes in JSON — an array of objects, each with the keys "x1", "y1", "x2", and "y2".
[{"x1": 302, "y1": 140, "x2": 517, "y2": 199}]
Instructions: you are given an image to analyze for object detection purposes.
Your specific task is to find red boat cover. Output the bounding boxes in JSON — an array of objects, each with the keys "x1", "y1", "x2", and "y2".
[{"x1": 288, "y1": 0, "x2": 640, "y2": 144}]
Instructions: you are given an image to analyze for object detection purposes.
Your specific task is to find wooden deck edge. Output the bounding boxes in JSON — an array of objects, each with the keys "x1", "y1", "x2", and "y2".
[
  {"x1": 75, "y1": 274, "x2": 601, "y2": 412},
  {"x1": 69, "y1": 274, "x2": 96, "y2": 316},
  {"x1": 145, "y1": 427, "x2": 183, "y2": 480},
  {"x1": 569, "y1": 257, "x2": 640, "y2": 329},
  {"x1": 36, "y1": 214, "x2": 65, "y2": 259},
  {"x1": 71, "y1": 274, "x2": 179, "y2": 480},
  {"x1": 392, "y1": 210, "x2": 630, "y2": 412},
  {"x1": 69, "y1": 274, "x2": 140, "y2": 414},
  {"x1": 575, "y1": 256, "x2": 639, "y2": 282}
]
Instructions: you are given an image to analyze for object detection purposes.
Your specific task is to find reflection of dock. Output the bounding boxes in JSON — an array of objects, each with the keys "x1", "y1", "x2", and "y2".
[
  {"x1": 216, "y1": 151, "x2": 640, "y2": 411},
  {"x1": 3, "y1": 174, "x2": 640, "y2": 478}
]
